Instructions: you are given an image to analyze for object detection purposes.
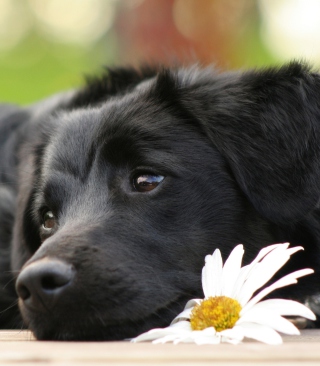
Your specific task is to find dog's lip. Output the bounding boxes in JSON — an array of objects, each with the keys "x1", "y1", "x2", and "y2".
[
  {"x1": 32, "y1": 307, "x2": 181, "y2": 341},
  {"x1": 18, "y1": 296, "x2": 46, "y2": 314},
  {"x1": 97, "y1": 293, "x2": 191, "y2": 325},
  {"x1": 22, "y1": 294, "x2": 192, "y2": 340}
]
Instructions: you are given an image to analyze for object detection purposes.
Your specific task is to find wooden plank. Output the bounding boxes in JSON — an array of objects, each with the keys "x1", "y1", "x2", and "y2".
[
  {"x1": 0, "y1": 330, "x2": 320, "y2": 365},
  {"x1": 0, "y1": 330, "x2": 35, "y2": 341}
]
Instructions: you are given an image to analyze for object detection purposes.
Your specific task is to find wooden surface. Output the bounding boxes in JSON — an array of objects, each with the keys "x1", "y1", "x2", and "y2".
[{"x1": 1, "y1": 330, "x2": 320, "y2": 365}]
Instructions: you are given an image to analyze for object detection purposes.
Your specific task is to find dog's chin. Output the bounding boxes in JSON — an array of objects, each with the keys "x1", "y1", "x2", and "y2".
[
  {"x1": 28, "y1": 315, "x2": 171, "y2": 341},
  {"x1": 21, "y1": 299, "x2": 187, "y2": 341},
  {"x1": 30, "y1": 321, "x2": 151, "y2": 341}
]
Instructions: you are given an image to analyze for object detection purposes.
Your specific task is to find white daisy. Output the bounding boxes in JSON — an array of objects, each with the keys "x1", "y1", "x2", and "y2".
[{"x1": 131, "y1": 243, "x2": 316, "y2": 345}]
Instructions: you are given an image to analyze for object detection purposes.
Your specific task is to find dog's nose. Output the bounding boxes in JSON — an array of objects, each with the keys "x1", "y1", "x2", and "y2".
[{"x1": 16, "y1": 258, "x2": 75, "y2": 310}]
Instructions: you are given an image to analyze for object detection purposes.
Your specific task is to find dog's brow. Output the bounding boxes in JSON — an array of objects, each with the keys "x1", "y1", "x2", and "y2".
[{"x1": 100, "y1": 135, "x2": 141, "y2": 166}]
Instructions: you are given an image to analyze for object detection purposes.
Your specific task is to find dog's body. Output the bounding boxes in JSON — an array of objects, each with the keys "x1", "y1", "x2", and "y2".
[{"x1": 1, "y1": 62, "x2": 320, "y2": 340}]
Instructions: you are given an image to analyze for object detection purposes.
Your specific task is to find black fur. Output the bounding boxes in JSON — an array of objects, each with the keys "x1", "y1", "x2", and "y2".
[{"x1": 1, "y1": 62, "x2": 320, "y2": 340}]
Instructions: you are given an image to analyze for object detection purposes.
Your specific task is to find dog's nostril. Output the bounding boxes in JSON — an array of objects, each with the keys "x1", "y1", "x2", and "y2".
[
  {"x1": 41, "y1": 273, "x2": 70, "y2": 291},
  {"x1": 16, "y1": 258, "x2": 75, "y2": 309},
  {"x1": 41, "y1": 275, "x2": 57, "y2": 291},
  {"x1": 17, "y1": 283, "x2": 31, "y2": 301}
]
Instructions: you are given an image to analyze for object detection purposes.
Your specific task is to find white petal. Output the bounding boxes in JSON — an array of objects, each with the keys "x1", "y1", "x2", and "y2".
[
  {"x1": 131, "y1": 330, "x2": 170, "y2": 343},
  {"x1": 237, "y1": 308, "x2": 300, "y2": 335},
  {"x1": 234, "y1": 322, "x2": 283, "y2": 345},
  {"x1": 199, "y1": 327, "x2": 217, "y2": 336},
  {"x1": 201, "y1": 255, "x2": 213, "y2": 297},
  {"x1": 172, "y1": 337, "x2": 196, "y2": 344},
  {"x1": 287, "y1": 246, "x2": 304, "y2": 256},
  {"x1": 153, "y1": 335, "x2": 182, "y2": 344},
  {"x1": 248, "y1": 243, "x2": 290, "y2": 266},
  {"x1": 221, "y1": 244, "x2": 244, "y2": 297},
  {"x1": 237, "y1": 245, "x2": 305, "y2": 306},
  {"x1": 202, "y1": 249, "x2": 222, "y2": 298},
  {"x1": 172, "y1": 331, "x2": 220, "y2": 345},
  {"x1": 188, "y1": 328, "x2": 219, "y2": 345},
  {"x1": 211, "y1": 249, "x2": 223, "y2": 296},
  {"x1": 219, "y1": 327, "x2": 245, "y2": 343},
  {"x1": 184, "y1": 299, "x2": 202, "y2": 309},
  {"x1": 156, "y1": 327, "x2": 219, "y2": 345},
  {"x1": 232, "y1": 243, "x2": 290, "y2": 299},
  {"x1": 202, "y1": 249, "x2": 223, "y2": 298},
  {"x1": 237, "y1": 246, "x2": 297, "y2": 306},
  {"x1": 171, "y1": 308, "x2": 193, "y2": 323},
  {"x1": 250, "y1": 299, "x2": 316, "y2": 320},
  {"x1": 231, "y1": 264, "x2": 254, "y2": 299},
  {"x1": 242, "y1": 268, "x2": 314, "y2": 312},
  {"x1": 131, "y1": 321, "x2": 192, "y2": 343},
  {"x1": 171, "y1": 299, "x2": 202, "y2": 325}
]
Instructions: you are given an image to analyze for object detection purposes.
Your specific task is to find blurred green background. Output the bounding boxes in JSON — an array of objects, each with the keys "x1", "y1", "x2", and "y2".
[{"x1": 1, "y1": 0, "x2": 320, "y2": 104}]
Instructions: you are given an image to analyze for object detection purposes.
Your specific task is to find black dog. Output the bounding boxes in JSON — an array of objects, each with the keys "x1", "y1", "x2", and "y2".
[{"x1": 1, "y1": 62, "x2": 320, "y2": 340}]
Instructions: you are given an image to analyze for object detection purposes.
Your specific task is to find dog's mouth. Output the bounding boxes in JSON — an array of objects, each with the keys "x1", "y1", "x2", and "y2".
[
  {"x1": 16, "y1": 255, "x2": 200, "y2": 340},
  {"x1": 20, "y1": 295, "x2": 189, "y2": 341}
]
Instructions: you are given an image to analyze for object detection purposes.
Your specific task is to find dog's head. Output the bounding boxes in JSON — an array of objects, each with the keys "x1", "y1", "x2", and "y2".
[{"x1": 12, "y1": 63, "x2": 320, "y2": 340}]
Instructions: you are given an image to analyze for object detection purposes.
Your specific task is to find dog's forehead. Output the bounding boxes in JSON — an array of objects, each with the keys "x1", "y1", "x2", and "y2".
[{"x1": 42, "y1": 89, "x2": 204, "y2": 177}]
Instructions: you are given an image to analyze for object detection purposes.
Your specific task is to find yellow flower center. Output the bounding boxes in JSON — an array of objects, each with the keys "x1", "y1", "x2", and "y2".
[{"x1": 190, "y1": 296, "x2": 242, "y2": 332}]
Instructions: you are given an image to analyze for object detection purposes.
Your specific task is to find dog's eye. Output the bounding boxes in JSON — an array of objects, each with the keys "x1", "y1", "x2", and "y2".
[
  {"x1": 42, "y1": 211, "x2": 56, "y2": 230},
  {"x1": 133, "y1": 174, "x2": 164, "y2": 192}
]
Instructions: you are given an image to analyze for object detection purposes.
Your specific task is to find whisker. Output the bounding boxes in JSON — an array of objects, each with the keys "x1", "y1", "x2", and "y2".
[
  {"x1": 3, "y1": 270, "x2": 20, "y2": 274},
  {"x1": 90, "y1": 305, "x2": 106, "y2": 327},
  {"x1": 0, "y1": 299, "x2": 19, "y2": 315},
  {"x1": 2, "y1": 276, "x2": 17, "y2": 290}
]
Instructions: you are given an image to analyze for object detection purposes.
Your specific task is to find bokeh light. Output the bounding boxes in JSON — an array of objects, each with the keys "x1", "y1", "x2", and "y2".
[
  {"x1": 0, "y1": 0, "x2": 320, "y2": 104},
  {"x1": 0, "y1": 0, "x2": 32, "y2": 51},
  {"x1": 28, "y1": 0, "x2": 115, "y2": 45},
  {"x1": 259, "y1": 0, "x2": 320, "y2": 62}
]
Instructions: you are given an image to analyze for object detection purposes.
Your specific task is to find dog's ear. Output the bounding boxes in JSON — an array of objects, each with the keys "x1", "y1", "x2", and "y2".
[{"x1": 176, "y1": 62, "x2": 320, "y2": 223}]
